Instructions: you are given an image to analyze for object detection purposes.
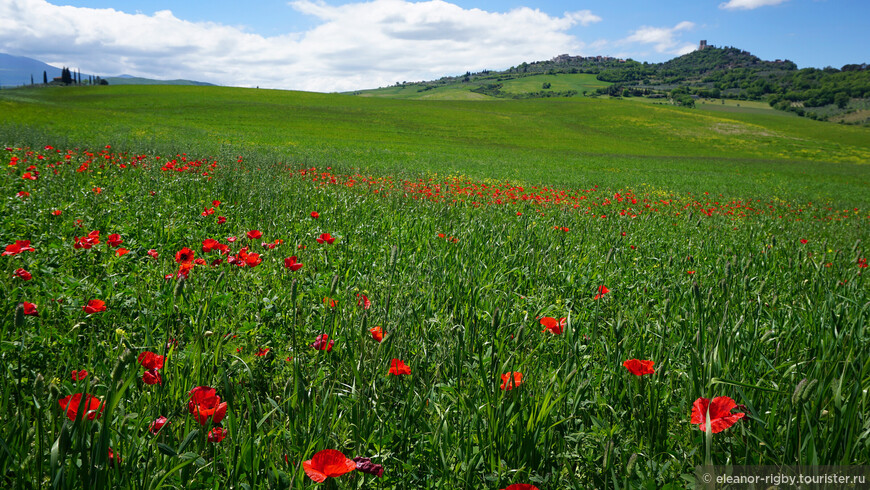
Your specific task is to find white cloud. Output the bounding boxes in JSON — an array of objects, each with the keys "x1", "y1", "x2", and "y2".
[
  {"x1": 621, "y1": 21, "x2": 696, "y2": 55},
  {"x1": 719, "y1": 0, "x2": 789, "y2": 10},
  {"x1": 0, "y1": 0, "x2": 602, "y2": 92}
]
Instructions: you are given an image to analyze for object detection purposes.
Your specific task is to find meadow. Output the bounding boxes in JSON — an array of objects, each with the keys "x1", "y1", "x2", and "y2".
[{"x1": 0, "y1": 85, "x2": 869, "y2": 489}]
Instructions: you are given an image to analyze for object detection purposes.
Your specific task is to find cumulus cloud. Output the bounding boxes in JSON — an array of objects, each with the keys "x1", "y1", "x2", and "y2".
[
  {"x1": 719, "y1": 0, "x2": 789, "y2": 10},
  {"x1": 621, "y1": 21, "x2": 696, "y2": 55},
  {"x1": 0, "y1": 0, "x2": 602, "y2": 92}
]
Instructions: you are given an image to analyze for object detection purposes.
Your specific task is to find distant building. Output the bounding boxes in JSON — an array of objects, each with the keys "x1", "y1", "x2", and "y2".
[{"x1": 699, "y1": 40, "x2": 708, "y2": 50}]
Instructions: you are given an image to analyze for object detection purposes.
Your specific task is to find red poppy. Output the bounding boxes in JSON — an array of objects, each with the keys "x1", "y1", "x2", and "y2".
[
  {"x1": 22, "y1": 171, "x2": 37, "y2": 180},
  {"x1": 316, "y1": 233, "x2": 335, "y2": 245},
  {"x1": 323, "y1": 297, "x2": 337, "y2": 308},
  {"x1": 800, "y1": 239, "x2": 808, "y2": 244},
  {"x1": 201, "y1": 207, "x2": 214, "y2": 217},
  {"x1": 310, "y1": 211, "x2": 319, "y2": 219},
  {"x1": 353, "y1": 457, "x2": 384, "y2": 477},
  {"x1": 188, "y1": 386, "x2": 228, "y2": 425},
  {"x1": 389, "y1": 359, "x2": 411, "y2": 376},
  {"x1": 370, "y1": 326, "x2": 384, "y2": 342},
  {"x1": 175, "y1": 247, "x2": 195, "y2": 264},
  {"x1": 284, "y1": 256, "x2": 303, "y2": 271},
  {"x1": 16, "y1": 191, "x2": 29, "y2": 198},
  {"x1": 500, "y1": 372, "x2": 523, "y2": 390},
  {"x1": 137, "y1": 351, "x2": 165, "y2": 370},
  {"x1": 212, "y1": 200, "x2": 221, "y2": 207},
  {"x1": 255, "y1": 347, "x2": 270, "y2": 357},
  {"x1": 3, "y1": 240, "x2": 36, "y2": 255},
  {"x1": 108, "y1": 447, "x2": 121, "y2": 467},
  {"x1": 690, "y1": 396, "x2": 745, "y2": 433},
  {"x1": 247, "y1": 230, "x2": 262, "y2": 240},
  {"x1": 83, "y1": 299, "x2": 106, "y2": 314},
  {"x1": 357, "y1": 293, "x2": 371, "y2": 310},
  {"x1": 142, "y1": 369, "x2": 163, "y2": 385},
  {"x1": 226, "y1": 236, "x2": 237, "y2": 243},
  {"x1": 52, "y1": 209, "x2": 62, "y2": 216},
  {"x1": 147, "y1": 249, "x2": 158, "y2": 259},
  {"x1": 149, "y1": 416, "x2": 168, "y2": 435},
  {"x1": 22, "y1": 302, "x2": 38, "y2": 316},
  {"x1": 14, "y1": 268, "x2": 32, "y2": 281},
  {"x1": 106, "y1": 233, "x2": 123, "y2": 247},
  {"x1": 217, "y1": 216, "x2": 227, "y2": 224},
  {"x1": 501, "y1": 485, "x2": 540, "y2": 490},
  {"x1": 594, "y1": 285, "x2": 610, "y2": 300},
  {"x1": 311, "y1": 334, "x2": 334, "y2": 352},
  {"x1": 207, "y1": 427, "x2": 228, "y2": 443},
  {"x1": 244, "y1": 252, "x2": 262, "y2": 267},
  {"x1": 58, "y1": 393, "x2": 104, "y2": 421},
  {"x1": 116, "y1": 248, "x2": 129, "y2": 257},
  {"x1": 92, "y1": 187, "x2": 102, "y2": 194},
  {"x1": 303, "y1": 449, "x2": 357, "y2": 482},
  {"x1": 71, "y1": 369, "x2": 88, "y2": 381},
  {"x1": 687, "y1": 270, "x2": 696, "y2": 275},
  {"x1": 261, "y1": 241, "x2": 276, "y2": 250},
  {"x1": 201, "y1": 238, "x2": 220, "y2": 253},
  {"x1": 623, "y1": 359, "x2": 655, "y2": 376},
  {"x1": 540, "y1": 317, "x2": 566, "y2": 335}
]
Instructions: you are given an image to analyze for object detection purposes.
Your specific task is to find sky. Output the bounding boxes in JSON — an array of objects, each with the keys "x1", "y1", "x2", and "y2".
[{"x1": 0, "y1": 0, "x2": 866, "y2": 92}]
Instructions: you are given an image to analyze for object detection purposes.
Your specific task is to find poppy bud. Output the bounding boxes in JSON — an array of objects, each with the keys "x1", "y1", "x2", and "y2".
[{"x1": 33, "y1": 374, "x2": 45, "y2": 400}]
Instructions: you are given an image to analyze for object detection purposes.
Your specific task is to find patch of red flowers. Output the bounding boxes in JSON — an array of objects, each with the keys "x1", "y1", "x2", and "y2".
[
  {"x1": 303, "y1": 449, "x2": 357, "y2": 482},
  {"x1": 83, "y1": 299, "x2": 106, "y2": 314},
  {"x1": 691, "y1": 396, "x2": 745, "y2": 433},
  {"x1": 58, "y1": 393, "x2": 103, "y2": 421},
  {"x1": 540, "y1": 317, "x2": 566, "y2": 335},
  {"x1": 4, "y1": 239, "x2": 36, "y2": 255},
  {"x1": 623, "y1": 359, "x2": 655, "y2": 376},
  {"x1": 316, "y1": 233, "x2": 335, "y2": 245},
  {"x1": 207, "y1": 427, "x2": 228, "y2": 443},
  {"x1": 500, "y1": 372, "x2": 523, "y2": 390},
  {"x1": 138, "y1": 351, "x2": 165, "y2": 385},
  {"x1": 389, "y1": 359, "x2": 411, "y2": 376},
  {"x1": 188, "y1": 386, "x2": 228, "y2": 426},
  {"x1": 255, "y1": 347, "x2": 270, "y2": 357}
]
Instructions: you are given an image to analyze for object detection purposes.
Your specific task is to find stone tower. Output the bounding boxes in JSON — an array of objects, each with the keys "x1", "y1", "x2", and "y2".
[{"x1": 699, "y1": 40, "x2": 708, "y2": 50}]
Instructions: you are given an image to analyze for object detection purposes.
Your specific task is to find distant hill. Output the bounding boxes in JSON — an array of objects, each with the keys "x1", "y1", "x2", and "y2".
[
  {"x1": 0, "y1": 53, "x2": 69, "y2": 87},
  {"x1": 359, "y1": 44, "x2": 869, "y2": 124},
  {"x1": 0, "y1": 53, "x2": 215, "y2": 88},
  {"x1": 103, "y1": 76, "x2": 215, "y2": 86}
]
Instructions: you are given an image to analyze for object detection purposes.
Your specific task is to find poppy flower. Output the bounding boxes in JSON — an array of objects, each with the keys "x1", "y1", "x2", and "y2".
[
  {"x1": 501, "y1": 485, "x2": 540, "y2": 490},
  {"x1": 14, "y1": 268, "x2": 32, "y2": 281},
  {"x1": 310, "y1": 211, "x2": 319, "y2": 219},
  {"x1": 623, "y1": 359, "x2": 655, "y2": 376},
  {"x1": 92, "y1": 187, "x2": 102, "y2": 194},
  {"x1": 22, "y1": 172, "x2": 37, "y2": 180},
  {"x1": 389, "y1": 359, "x2": 411, "y2": 376},
  {"x1": 212, "y1": 200, "x2": 221, "y2": 207},
  {"x1": 216, "y1": 216, "x2": 226, "y2": 224},
  {"x1": 353, "y1": 457, "x2": 384, "y2": 477},
  {"x1": 247, "y1": 230, "x2": 262, "y2": 240},
  {"x1": 255, "y1": 347, "x2": 270, "y2": 357},
  {"x1": 284, "y1": 256, "x2": 303, "y2": 271},
  {"x1": 201, "y1": 207, "x2": 214, "y2": 217},
  {"x1": 226, "y1": 236, "x2": 237, "y2": 243},
  {"x1": 58, "y1": 393, "x2": 103, "y2": 421},
  {"x1": 3, "y1": 240, "x2": 36, "y2": 255},
  {"x1": 106, "y1": 234, "x2": 123, "y2": 247},
  {"x1": 800, "y1": 239, "x2": 808, "y2": 244},
  {"x1": 71, "y1": 369, "x2": 88, "y2": 381},
  {"x1": 83, "y1": 299, "x2": 106, "y2": 314},
  {"x1": 52, "y1": 209, "x2": 62, "y2": 216},
  {"x1": 207, "y1": 427, "x2": 228, "y2": 443},
  {"x1": 116, "y1": 248, "x2": 129, "y2": 257},
  {"x1": 370, "y1": 326, "x2": 384, "y2": 342},
  {"x1": 187, "y1": 386, "x2": 228, "y2": 425},
  {"x1": 201, "y1": 238, "x2": 220, "y2": 253},
  {"x1": 311, "y1": 334, "x2": 334, "y2": 352},
  {"x1": 142, "y1": 369, "x2": 162, "y2": 385},
  {"x1": 22, "y1": 302, "x2": 38, "y2": 316},
  {"x1": 594, "y1": 285, "x2": 610, "y2": 300},
  {"x1": 147, "y1": 249, "x2": 158, "y2": 259},
  {"x1": 357, "y1": 293, "x2": 371, "y2": 310},
  {"x1": 690, "y1": 396, "x2": 745, "y2": 433},
  {"x1": 687, "y1": 270, "x2": 696, "y2": 275},
  {"x1": 303, "y1": 449, "x2": 357, "y2": 482},
  {"x1": 16, "y1": 191, "x2": 29, "y2": 198},
  {"x1": 108, "y1": 447, "x2": 121, "y2": 467},
  {"x1": 149, "y1": 416, "x2": 168, "y2": 435},
  {"x1": 500, "y1": 372, "x2": 523, "y2": 390},
  {"x1": 137, "y1": 351, "x2": 164, "y2": 370},
  {"x1": 316, "y1": 233, "x2": 335, "y2": 245},
  {"x1": 540, "y1": 317, "x2": 566, "y2": 335},
  {"x1": 175, "y1": 247, "x2": 195, "y2": 264},
  {"x1": 322, "y1": 297, "x2": 337, "y2": 308}
]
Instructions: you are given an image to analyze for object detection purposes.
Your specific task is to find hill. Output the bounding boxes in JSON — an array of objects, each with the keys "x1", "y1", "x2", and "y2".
[
  {"x1": 103, "y1": 75, "x2": 215, "y2": 86},
  {"x1": 358, "y1": 45, "x2": 870, "y2": 124}
]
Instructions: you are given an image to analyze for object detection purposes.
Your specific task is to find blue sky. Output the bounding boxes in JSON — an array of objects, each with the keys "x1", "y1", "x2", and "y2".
[{"x1": 1, "y1": 0, "x2": 866, "y2": 91}]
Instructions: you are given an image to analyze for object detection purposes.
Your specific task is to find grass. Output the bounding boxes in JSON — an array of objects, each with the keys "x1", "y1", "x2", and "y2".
[
  {"x1": 497, "y1": 73, "x2": 610, "y2": 96},
  {"x1": 0, "y1": 85, "x2": 869, "y2": 488}
]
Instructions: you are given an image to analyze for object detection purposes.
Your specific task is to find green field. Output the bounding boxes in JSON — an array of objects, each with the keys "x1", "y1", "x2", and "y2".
[{"x1": 0, "y1": 85, "x2": 869, "y2": 489}]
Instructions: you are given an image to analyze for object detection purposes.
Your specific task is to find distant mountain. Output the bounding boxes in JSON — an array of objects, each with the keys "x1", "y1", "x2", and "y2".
[
  {"x1": 0, "y1": 53, "x2": 215, "y2": 87},
  {"x1": 103, "y1": 76, "x2": 215, "y2": 86},
  {"x1": 0, "y1": 53, "x2": 69, "y2": 87}
]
